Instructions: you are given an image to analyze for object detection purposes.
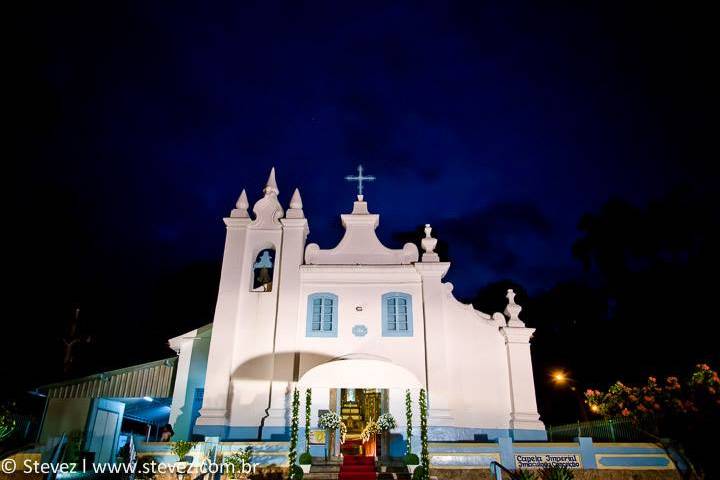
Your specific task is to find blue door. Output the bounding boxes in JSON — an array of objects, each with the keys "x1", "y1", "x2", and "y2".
[{"x1": 84, "y1": 399, "x2": 125, "y2": 464}]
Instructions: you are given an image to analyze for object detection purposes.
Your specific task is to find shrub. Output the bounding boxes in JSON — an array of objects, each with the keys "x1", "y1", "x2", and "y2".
[
  {"x1": 171, "y1": 440, "x2": 196, "y2": 461},
  {"x1": 412, "y1": 466, "x2": 424, "y2": 480},
  {"x1": 223, "y1": 447, "x2": 254, "y2": 478},
  {"x1": 291, "y1": 464, "x2": 304, "y2": 480},
  {"x1": 514, "y1": 470, "x2": 537, "y2": 480},
  {"x1": 403, "y1": 453, "x2": 419, "y2": 465},
  {"x1": 539, "y1": 466, "x2": 574, "y2": 480},
  {"x1": 299, "y1": 452, "x2": 312, "y2": 465}
]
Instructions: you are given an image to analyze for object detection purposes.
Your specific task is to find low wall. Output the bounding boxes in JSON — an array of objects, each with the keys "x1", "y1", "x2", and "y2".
[
  {"x1": 432, "y1": 468, "x2": 681, "y2": 480},
  {"x1": 429, "y1": 437, "x2": 683, "y2": 475},
  {"x1": 133, "y1": 437, "x2": 682, "y2": 478},
  {"x1": 135, "y1": 438, "x2": 290, "y2": 466}
]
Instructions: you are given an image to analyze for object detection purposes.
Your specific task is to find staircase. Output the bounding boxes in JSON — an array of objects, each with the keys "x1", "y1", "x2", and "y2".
[
  {"x1": 304, "y1": 459, "x2": 342, "y2": 480},
  {"x1": 339, "y1": 455, "x2": 376, "y2": 480}
]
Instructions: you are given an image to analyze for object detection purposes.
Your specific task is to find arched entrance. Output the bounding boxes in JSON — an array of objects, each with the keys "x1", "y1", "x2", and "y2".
[{"x1": 298, "y1": 355, "x2": 422, "y2": 458}]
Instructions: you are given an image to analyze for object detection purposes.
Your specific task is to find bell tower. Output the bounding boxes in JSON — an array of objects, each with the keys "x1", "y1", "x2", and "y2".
[{"x1": 196, "y1": 168, "x2": 289, "y2": 438}]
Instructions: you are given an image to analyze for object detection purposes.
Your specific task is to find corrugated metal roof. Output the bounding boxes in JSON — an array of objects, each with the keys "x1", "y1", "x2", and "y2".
[{"x1": 39, "y1": 357, "x2": 177, "y2": 400}]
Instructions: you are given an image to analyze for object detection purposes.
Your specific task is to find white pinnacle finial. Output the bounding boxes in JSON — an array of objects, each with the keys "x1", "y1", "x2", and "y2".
[
  {"x1": 230, "y1": 189, "x2": 250, "y2": 218},
  {"x1": 290, "y1": 188, "x2": 303, "y2": 209},
  {"x1": 421, "y1": 223, "x2": 439, "y2": 262},
  {"x1": 264, "y1": 167, "x2": 279, "y2": 195},
  {"x1": 286, "y1": 188, "x2": 305, "y2": 219},
  {"x1": 236, "y1": 189, "x2": 249, "y2": 209},
  {"x1": 504, "y1": 289, "x2": 525, "y2": 327}
]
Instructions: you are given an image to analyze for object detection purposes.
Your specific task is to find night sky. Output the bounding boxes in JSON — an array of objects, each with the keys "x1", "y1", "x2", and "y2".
[{"x1": 8, "y1": 2, "x2": 716, "y2": 421}]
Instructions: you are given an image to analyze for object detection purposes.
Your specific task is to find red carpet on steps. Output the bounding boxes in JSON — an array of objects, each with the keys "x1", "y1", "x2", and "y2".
[{"x1": 339, "y1": 454, "x2": 376, "y2": 480}]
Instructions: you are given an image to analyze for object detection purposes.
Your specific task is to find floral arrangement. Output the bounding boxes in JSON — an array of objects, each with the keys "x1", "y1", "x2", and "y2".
[
  {"x1": 340, "y1": 422, "x2": 348, "y2": 444},
  {"x1": 318, "y1": 411, "x2": 342, "y2": 430},
  {"x1": 360, "y1": 418, "x2": 378, "y2": 443},
  {"x1": 376, "y1": 412, "x2": 397, "y2": 431}
]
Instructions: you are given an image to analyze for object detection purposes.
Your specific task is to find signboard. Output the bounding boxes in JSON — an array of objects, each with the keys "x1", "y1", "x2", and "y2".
[
  {"x1": 515, "y1": 454, "x2": 582, "y2": 469},
  {"x1": 309, "y1": 429, "x2": 327, "y2": 445}
]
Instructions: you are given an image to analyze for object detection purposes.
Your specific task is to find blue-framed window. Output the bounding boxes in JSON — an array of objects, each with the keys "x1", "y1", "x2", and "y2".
[
  {"x1": 306, "y1": 293, "x2": 338, "y2": 337},
  {"x1": 382, "y1": 292, "x2": 413, "y2": 337}
]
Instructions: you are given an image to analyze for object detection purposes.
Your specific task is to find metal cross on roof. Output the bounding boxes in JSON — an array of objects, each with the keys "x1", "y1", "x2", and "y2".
[{"x1": 345, "y1": 164, "x2": 375, "y2": 196}]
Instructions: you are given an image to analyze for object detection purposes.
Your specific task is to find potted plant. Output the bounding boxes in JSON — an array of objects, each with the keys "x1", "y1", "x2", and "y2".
[
  {"x1": 318, "y1": 411, "x2": 341, "y2": 458},
  {"x1": 299, "y1": 452, "x2": 312, "y2": 473},
  {"x1": 171, "y1": 440, "x2": 196, "y2": 474},
  {"x1": 403, "y1": 453, "x2": 420, "y2": 474}
]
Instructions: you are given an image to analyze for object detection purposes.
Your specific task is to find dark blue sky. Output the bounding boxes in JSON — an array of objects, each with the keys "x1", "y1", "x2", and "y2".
[{"x1": 9, "y1": 1, "x2": 714, "y2": 388}]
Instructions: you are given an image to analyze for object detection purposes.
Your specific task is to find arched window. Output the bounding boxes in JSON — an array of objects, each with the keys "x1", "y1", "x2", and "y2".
[
  {"x1": 251, "y1": 248, "x2": 275, "y2": 292},
  {"x1": 382, "y1": 292, "x2": 413, "y2": 337},
  {"x1": 306, "y1": 293, "x2": 338, "y2": 337}
]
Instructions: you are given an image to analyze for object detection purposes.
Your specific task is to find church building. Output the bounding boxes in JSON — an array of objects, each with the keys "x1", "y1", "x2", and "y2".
[
  {"x1": 29, "y1": 168, "x2": 684, "y2": 474},
  {"x1": 179, "y1": 167, "x2": 546, "y2": 450}
]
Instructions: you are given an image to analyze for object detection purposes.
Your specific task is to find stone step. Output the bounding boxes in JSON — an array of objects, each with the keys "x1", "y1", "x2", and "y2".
[
  {"x1": 305, "y1": 473, "x2": 340, "y2": 480},
  {"x1": 309, "y1": 465, "x2": 341, "y2": 473}
]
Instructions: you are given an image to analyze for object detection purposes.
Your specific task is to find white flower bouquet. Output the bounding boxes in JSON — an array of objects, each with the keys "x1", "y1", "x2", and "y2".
[
  {"x1": 318, "y1": 411, "x2": 342, "y2": 430},
  {"x1": 360, "y1": 418, "x2": 378, "y2": 442},
  {"x1": 376, "y1": 412, "x2": 397, "y2": 431}
]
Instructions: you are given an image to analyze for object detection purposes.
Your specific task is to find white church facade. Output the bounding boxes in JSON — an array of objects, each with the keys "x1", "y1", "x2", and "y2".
[{"x1": 168, "y1": 167, "x2": 546, "y2": 452}]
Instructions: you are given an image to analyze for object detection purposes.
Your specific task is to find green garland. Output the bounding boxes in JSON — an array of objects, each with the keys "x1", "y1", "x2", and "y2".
[
  {"x1": 419, "y1": 388, "x2": 429, "y2": 480},
  {"x1": 405, "y1": 389, "x2": 413, "y2": 454},
  {"x1": 288, "y1": 388, "x2": 300, "y2": 479},
  {"x1": 305, "y1": 388, "x2": 312, "y2": 453}
]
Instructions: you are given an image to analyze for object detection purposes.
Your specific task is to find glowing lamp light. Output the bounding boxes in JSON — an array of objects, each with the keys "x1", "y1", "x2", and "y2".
[
  {"x1": 590, "y1": 404, "x2": 600, "y2": 413},
  {"x1": 143, "y1": 396, "x2": 153, "y2": 402},
  {"x1": 552, "y1": 371, "x2": 567, "y2": 383}
]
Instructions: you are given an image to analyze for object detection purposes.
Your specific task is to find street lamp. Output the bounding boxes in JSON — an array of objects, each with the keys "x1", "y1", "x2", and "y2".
[{"x1": 550, "y1": 369, "x2": 588, "y2": 421}]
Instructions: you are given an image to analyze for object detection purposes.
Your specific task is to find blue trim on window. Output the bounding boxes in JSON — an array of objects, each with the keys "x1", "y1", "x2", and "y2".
[
  {"x1": 382, "y1": 292, "x2": 413, "y2": 337},
  {"x1": 306, "y1": 293, "x2": 338, "y2": 337}
]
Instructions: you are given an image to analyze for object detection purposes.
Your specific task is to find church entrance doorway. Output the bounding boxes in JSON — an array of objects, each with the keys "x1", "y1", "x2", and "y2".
[{"x1": 338, "y1": 388, "x2": 386, "y2": 457}]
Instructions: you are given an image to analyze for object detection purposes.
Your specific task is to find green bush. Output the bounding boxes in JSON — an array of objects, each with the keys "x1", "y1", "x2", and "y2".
[
  {"x1": 170, "y1": 440, "x2": 196, "y2": 461},
  {"x1": 291, "y1": 464, "x2": 304, "y2": 480},
  {"x1": 539, "y1": 466, "x2": 574, "y2": 480},
  {"x1": 403, "y1": 453, "x2": 420, "y2": 465},
  {"x1": 514, "y1": 470, "x2": 537, "y2": 480},
  {"x1": 223, "y1": 447, "x2": 254, "y2": 479},
  {"x1": 299, "y1": 452, "x2": 312, "y2": 464},
  {"x1": 412, "y1": 466, "x2": 424, "y2": 480}
]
